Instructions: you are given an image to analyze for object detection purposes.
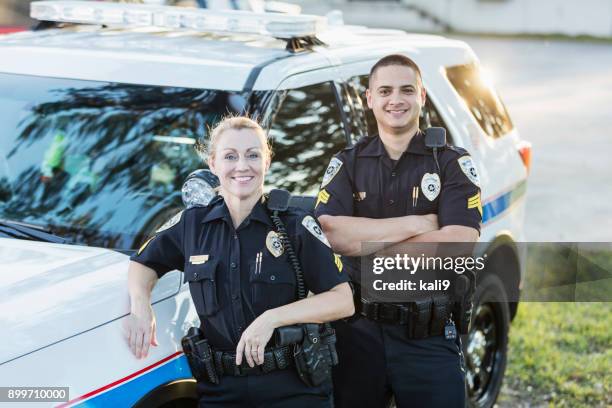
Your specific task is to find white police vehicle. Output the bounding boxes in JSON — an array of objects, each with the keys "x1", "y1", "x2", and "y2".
[{"x1": 0, "y1": 2, "x2": 530, "y2": 407}]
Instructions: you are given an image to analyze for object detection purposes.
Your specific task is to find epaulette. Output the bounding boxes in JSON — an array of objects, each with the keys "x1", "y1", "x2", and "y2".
[{"x1": 446, "y1": 144, "x2": 469, "y2": 156}]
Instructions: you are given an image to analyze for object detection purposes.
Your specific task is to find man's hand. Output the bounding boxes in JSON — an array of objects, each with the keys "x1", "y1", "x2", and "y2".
[
  {"x1": 123, "y1": 301, "x2": 159, "y2": 359},
  {"x1": 235, "y1": 310, "x2": 277, "y2": 367}
]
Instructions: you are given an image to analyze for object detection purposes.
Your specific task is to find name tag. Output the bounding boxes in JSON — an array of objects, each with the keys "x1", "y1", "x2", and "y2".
[{"x1": 189, "y1": 255, "x2": 209, "y2": 265}]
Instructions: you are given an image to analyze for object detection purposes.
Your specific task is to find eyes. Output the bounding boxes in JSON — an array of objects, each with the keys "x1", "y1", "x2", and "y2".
[
  {"x1": 378, "y1": 88, "x2": 415, "y2": 96},
  {"x1": 223, "y1": 152, "x2": 261, "y2": 161}
]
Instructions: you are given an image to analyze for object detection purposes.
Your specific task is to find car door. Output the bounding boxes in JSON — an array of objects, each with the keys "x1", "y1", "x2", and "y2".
[{"x1": 261, "y1": 69, "x2": 352, "y2": 209}]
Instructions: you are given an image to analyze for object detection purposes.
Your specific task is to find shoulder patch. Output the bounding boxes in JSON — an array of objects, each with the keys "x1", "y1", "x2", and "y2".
[
  {"x1": 457, "y1": 156, "x2": 481, "y2": 187},
  {"x1": 301, "y1": 215, "x2": 331, "y2": 248},
  {"x1": 156, "y1": 210, "x2": 184, "y2": 233},
  {"x1": 321, "y1": 157, "x2": 343, "y2": 189}
]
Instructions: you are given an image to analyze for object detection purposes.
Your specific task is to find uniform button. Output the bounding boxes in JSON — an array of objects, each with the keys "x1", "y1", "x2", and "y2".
[
  {"x1": 270, "y1": 275, "x2": 276, "y2": 281},
  {"x1": 194, "y1": 272, "x2": 198, "y2": 278},
  {"x1": 231, "y1": 262, "x2": 237, "y2": 269},
  {"x1": 389, "y1": 199, "x2": 394, "y2": 205},
  {"x1": 391, "y1": 172, "x2": 396, "y2": 177},
  {"x1": 233, "y1": 234, "x2": 238, "y2": 240}
]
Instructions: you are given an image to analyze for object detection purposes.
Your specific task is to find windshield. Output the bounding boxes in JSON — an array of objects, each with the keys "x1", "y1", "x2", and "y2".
[{"x1": 0, "y1": 73, "x2": 252, "y2": 250}]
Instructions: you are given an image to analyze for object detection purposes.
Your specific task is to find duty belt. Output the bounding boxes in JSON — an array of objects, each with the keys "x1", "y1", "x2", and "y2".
[
  {"x1": 358, "y1": 295, "x2": 453, "y2": 339},
  {"x1": 213, "y1": 345, "x2": 294, "y2": 376}
]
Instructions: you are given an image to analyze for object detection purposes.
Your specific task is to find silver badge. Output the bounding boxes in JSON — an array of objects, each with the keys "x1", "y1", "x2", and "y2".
[
  {"x1": 421, "y1": 173, "x2": 441, "y2": 201},
  {"x1": 266, "y1": 231, "x2": 284, "y2": 257},
  {"x1": 458, "y1": 156, "x2": 481, "y2": 187},
  {"x1": 156, "y1": 210, "x2": 183, "y2": 233},
  {"x1": 301, "y1": 215, "x2": 331, "y2": 248},
  {"x1": 321, "y1": 157, "x2": 343, "y2": 188}
]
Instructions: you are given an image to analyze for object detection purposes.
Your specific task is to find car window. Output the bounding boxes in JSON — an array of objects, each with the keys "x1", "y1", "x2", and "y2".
[
  {"x1": 346, "y1": 75, "x2": 451, "y2": 143},
  {"x1": 445, "y1": 63, "x2": 514, "y2": 139},
  {"x1": 265, "y1": 81, "x2": 348, "y2": 196},
  {"x1": 0, "y1": 73, "x2": 252, "y2": 249}
]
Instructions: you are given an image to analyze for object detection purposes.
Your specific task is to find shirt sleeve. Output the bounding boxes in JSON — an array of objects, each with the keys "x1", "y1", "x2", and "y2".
[
  {"x1": 295, "y1": 214, "x2": 349, "y2": 294},
  {"x1": 314, "y1": 154, "x2": 354, "y2": 218},
  {"x1": 438, "y1": 154, "x2": 483, "y2": 233},
  {"x1": 130, "y1": 210, "x2": 186, "y2": 278}
]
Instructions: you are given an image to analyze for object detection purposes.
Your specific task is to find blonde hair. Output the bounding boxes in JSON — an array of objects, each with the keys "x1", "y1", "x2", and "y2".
[{"x1": 202, "y1": 115, "x2": 272, "y2": 161}]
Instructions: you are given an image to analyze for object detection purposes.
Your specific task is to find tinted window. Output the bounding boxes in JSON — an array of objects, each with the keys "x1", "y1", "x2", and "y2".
[
  {"x1": 347, "y1": 75, "x2": 450, "y2": 143},
  {"x1": 266, "y1": 82, "x2": 348, "y2": 196},
  {"x1": 445, "y1": 63, "x2": 513, "y2": 139},
  {"x1": 0, "y1": 73, "x2": 250, "y2": 249}
]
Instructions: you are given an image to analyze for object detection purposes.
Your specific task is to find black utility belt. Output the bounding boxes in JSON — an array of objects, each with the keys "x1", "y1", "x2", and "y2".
[
  {"x1": 358, "y1": 295, "x2": 458, "y2": 339},
  {"x1": 181, "y1": 324, "x2": 338, "y2": 387},
  {"x1": 214, "y1": 345, "x2": 294, "y2": 377}
]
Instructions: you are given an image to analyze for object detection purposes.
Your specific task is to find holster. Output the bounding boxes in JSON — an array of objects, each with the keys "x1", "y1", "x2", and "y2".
[
  {"x1": 181, "y1": 327, "x2": 220, "y2": 385},
  {"x1": 277, "y1": 323, "x2": 338, "y2": 387},
  {"x1": 453, "y1": 270, "x2": 476, "y2": 334}
]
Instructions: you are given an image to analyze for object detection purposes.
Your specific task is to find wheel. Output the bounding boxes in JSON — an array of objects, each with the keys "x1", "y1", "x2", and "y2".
[{"x1": 464, "y1": 274, "x2": 510, "y2": 408}]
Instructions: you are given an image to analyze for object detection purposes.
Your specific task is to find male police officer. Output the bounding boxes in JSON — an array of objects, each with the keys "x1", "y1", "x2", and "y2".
[{"x1": 315, "y1": 54, "x2": 482, "y2": 407}]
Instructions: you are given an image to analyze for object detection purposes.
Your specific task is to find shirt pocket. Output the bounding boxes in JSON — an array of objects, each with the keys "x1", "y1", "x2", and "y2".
[
  {"x1": 249, "y1": 255, "x2": 296, "y2": 316},
  {"x1": 184, "y1": 259, "x2": 220, "y2": 317},
  {"x1": 354, "y1": 192, "x2": 380, "y2": 217}
]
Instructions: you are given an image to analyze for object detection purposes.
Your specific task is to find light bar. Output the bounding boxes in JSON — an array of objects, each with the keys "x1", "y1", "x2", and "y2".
[{"x1": 30, "y1": 1, "x2": 327, "y2": 39}]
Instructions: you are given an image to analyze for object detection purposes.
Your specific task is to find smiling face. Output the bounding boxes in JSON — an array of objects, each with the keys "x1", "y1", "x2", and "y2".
[
  {"x1": 208, "y1": 127, "x2": 270, "y2": 201},
  {"x1": 366, "y1": 64, "x2": 426, "y2": 136}
]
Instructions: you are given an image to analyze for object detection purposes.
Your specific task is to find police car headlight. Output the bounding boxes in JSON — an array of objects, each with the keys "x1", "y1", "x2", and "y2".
[{"x1": 181, "y1": 170, "x2": 219, "y2": 208}]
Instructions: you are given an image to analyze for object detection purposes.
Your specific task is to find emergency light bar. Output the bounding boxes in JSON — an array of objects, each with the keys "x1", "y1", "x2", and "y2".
[{"x1": 30, "y1": 1, "x2": 327, "y2": 39}]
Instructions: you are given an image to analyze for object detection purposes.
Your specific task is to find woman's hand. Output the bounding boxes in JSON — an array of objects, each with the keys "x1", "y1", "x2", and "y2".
[
  {"x1": 235, "y1": 310, "x2": 278, "y2": 367},
  {"x1": 123, "y1": 301, "x2": 159, "y2": 359}
]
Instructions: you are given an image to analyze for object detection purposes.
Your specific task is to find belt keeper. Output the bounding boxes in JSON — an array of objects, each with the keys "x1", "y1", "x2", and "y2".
[{"x1": 411, "y1": 298, "x2": 432, "y2": 338}]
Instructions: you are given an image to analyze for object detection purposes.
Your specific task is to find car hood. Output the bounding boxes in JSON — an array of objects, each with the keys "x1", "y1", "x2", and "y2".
[{"x1": 0, "y1": 238, "x2": 132, "y2": 364}]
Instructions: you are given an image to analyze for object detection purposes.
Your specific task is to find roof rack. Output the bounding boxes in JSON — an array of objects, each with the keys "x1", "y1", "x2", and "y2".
[{"x1": 30, "y1": 1, "x2": 328, "y2": 41}]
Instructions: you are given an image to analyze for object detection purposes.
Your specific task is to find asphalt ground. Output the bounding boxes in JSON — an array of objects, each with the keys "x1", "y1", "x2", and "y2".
[{"x1": 452, "y1": 36, "x2": 612, "y2": 242}]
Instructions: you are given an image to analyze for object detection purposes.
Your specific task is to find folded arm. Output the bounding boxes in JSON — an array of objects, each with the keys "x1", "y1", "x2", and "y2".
[{"x1": 318, "y1": 214, "x2": 438, "y2": 256}]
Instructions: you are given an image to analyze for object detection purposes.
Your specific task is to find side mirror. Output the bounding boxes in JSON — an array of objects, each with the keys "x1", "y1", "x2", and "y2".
[{"x1": 181, "y1": 169, "x2": 219, "y2": 208}]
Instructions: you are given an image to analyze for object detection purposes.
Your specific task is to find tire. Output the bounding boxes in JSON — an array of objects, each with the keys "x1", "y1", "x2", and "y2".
[{"x1": 464, "y1": 273, "x2": 510, "y2": 408}]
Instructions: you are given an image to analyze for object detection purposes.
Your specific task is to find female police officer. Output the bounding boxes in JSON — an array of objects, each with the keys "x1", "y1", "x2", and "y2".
[{"x1": 124, "y1": 116, "x2": 354, "y2": 407}]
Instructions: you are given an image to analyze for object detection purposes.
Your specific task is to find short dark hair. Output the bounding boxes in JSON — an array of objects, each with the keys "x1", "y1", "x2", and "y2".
[{"x1": 368, "y1": 54, "x2": 423, "y2": 89}]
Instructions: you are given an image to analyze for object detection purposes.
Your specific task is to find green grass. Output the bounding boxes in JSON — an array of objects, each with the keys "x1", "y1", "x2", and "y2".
[{"x1": 500, "y1": 302, "x2": 611, "y2": 407}]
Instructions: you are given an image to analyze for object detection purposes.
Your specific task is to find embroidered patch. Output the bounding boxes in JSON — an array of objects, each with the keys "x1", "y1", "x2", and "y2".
[
  {"x1": 321, "y1": 157, "x2": 343, "y2": 188},
  {"x1": 467, "y1": 192, "x2": 483, "y2": 216},
  {"x1": 266, "y1": 230, "x2": 284, "y2": 257},
  {"x1": 458, "y1": 156, "x2": 481, "y2": 187},
  {"x1": 316, "y1": 189, "x2": 330, "y2": 208},
  {"x1": 302, "y1": 215, "x2": 331, "y2": 248},
  {"x1": 156, "y1": 210, "x2": 184, "y2": 233},
  {"x1": 189, "y1": 255, "x2": 209, "y2": 265},
  {"x1": 334, "y1": 254, "x2": 343, "y2": 273},
  {"x1": 137, "y1": 236, "x2": 155, "y2": 256},
  {"x1": 421, "y1": 173, "x2": 441, "y2": 201}
]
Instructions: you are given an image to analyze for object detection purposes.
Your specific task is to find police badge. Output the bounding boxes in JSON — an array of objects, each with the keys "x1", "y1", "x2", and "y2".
[
  {"x1": 320, "y1": 157, "x2": 343, "y2": 188},
  {"x1": 457, "y1": 156, "x2": 481, "y2": 187},
  {"x1": 266, "y1": 230, "x2": 284, "y2": 257},
  {"x1": 301, "y1": 216, "x2": 331, "y2": 248},
  {"x1": 421, "y1": 173, "x2": 441, "y2": 201}
]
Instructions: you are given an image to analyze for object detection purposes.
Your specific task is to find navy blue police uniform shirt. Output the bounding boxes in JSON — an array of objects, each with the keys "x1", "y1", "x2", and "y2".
[
  {"x1": 314, "y1": 131, "x2": 482, "y2": 280},
  {"x1": 130, "y1": 195, "x2": 348, "y2": 351}
]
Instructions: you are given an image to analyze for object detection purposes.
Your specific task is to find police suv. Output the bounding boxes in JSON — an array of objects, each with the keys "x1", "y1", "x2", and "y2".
[{"x1": 0, "y1": 2, "x2": 530, "y2": 407}]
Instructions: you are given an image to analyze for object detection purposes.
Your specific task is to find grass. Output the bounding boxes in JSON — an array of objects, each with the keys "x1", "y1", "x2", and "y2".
[{"x1": 499, "y1": 302, "x2": 611, "y2": 407}]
